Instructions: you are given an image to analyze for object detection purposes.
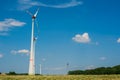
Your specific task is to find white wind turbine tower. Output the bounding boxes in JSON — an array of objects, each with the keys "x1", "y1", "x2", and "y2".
[{"x1": 27, "y1": 8, "x2": 39, "y2": 75}]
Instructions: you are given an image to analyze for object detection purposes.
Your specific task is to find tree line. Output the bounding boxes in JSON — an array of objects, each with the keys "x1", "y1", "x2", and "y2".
[{"x1": 68, "y1": 65, "x2": 120, "y2": 75}]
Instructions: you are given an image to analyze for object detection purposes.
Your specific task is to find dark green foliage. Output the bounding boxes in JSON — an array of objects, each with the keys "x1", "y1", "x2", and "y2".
[
  {"x1": 8, "y1": 71, "x2": 16, "y2": 75},
  {"x1": 17, "y1": 73, "x2": 28, "y2": 75},
  {"x1": 68, "y1": 70, "x2": 84, "y2": 75},
  {"x1": 68, "y1": 65, "x2": 120, "y2": 75}
]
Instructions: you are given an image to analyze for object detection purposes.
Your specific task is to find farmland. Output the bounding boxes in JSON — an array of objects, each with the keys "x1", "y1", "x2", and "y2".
[{"x1": 0, "y1": 75, "x2": 120, "y2": 80}]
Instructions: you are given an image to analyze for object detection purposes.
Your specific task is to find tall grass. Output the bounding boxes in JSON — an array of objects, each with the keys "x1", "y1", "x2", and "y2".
[{"x1": 0, "y1": 75, "x2": 120, "y2": 80}]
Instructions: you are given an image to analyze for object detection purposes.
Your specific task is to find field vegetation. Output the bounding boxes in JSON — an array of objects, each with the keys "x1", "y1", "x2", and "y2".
[
  {"x1": 1, "y1": 65, "x2": 120, "y2": 80},
  {"x1": 68, "y1": 65, "x2": 120, "y2": 75},
  {"x1": 0, "y1": 75, "x2": 120, "y2": 80}
]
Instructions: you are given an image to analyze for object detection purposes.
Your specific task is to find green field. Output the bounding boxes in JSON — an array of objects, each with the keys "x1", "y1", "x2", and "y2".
[{"x1": 0, "y1": 75, "x2": 120, "y2": 80}]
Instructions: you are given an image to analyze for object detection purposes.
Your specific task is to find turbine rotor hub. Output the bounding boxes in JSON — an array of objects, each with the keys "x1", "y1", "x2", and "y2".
[{"x1": 32, "y1": 16, "x2": 36, "y2": 19}]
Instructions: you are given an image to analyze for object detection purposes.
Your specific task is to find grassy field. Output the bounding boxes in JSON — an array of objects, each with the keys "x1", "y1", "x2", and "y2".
[{"x1": 0, "y1": 75, "x2": 120, "y2": 80}]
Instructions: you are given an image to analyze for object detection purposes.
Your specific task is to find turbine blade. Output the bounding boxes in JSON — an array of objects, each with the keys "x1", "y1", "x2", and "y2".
[
  {"x1": 34, "y1": 8, "x2": 39, "y2": 18},
  {"x1": 26, "y1": 10, "x2": 33, "y2": 16}
]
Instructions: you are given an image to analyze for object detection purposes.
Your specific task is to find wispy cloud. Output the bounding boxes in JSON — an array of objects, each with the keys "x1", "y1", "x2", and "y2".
[
  {"x1": 0, "y1": 54, "x2": 3, "y2": 58},
  {"x1": 0, "y1": 18, "x2": 26, "y2": 31},
  {"x1": 0, "y1": 32, "x2": 8, "y2": 36},
  {"x1": 85, "y1": 65, "x2": 95, "y2": 70},
  {"x1": 100, "y1": 57, "x2": 107, "y2": 61},
  {"x1": 18, "y1": 0, "x2": 40, "y2": 10},
  {"x1": 18, "y1": 0, "x2": 83, "y2": 10},
  {"x1": 39, "y1": 0, "x2": 83, "y2": 8},
  {"x1": 42, "y1": 58, "x2": 46, "y2": 62},
  {"x1": 45, "y1": 66, "x2": 66, "y2": 71},
  {"x1": 117, "y1": 38, "x2": 120, "y2": 43},
  {"x1": 11, "y1": 49, "x2": 29, "y2": 55},
  {"x1": 0, "y1": 18, "x2": 26, "y2": 36},
  {"x1": 0, "y1": 18, "x2": 26, "y2": 35},
  {"x1": 72, "y1": 33, "x2": 91, "y2": 43}
]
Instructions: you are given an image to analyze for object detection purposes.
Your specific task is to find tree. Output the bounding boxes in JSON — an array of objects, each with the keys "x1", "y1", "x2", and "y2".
[
  {"x1": 68, "y1": 70, "x2": 84, "y2": 75},
  {"x1": 68, "y1": 64, "x2": 120, "y2": 75},
  {"x1": 8, "y1": 71, "x2": 16, "y2": 75}
]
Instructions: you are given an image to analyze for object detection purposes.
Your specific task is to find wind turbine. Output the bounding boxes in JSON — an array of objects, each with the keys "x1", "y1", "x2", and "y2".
[
  {"x1": 27, "y1": 8, "x2": 39, "y2": 75},
  {"x1": 39, "y1": 64, "x2": 42, "y2": 75}
]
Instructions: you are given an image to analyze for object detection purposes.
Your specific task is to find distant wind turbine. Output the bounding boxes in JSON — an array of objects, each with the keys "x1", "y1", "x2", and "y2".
[{"x1": 40, "y1": 64, "x2": 42, "y2": 75}]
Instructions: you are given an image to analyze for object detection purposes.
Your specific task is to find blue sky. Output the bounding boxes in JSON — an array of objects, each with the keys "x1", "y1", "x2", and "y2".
[{"x1": 0, "y1": 0, "x2": 120, "y2": 74}]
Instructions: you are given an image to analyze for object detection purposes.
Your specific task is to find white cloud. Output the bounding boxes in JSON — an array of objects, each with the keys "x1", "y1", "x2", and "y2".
[
  {"x1": 45, "y1": 66, "x2": 66, "y2": 71},
  {"x1": 117, "y1": 38, "x2": 120, "y2": 43},
  {"x1": 39, "y1": 0, "x2": 83, "y2": 8},
  {"x1": 85, "y1": 65, "x2": 95, "y2": 70},
  {"x1": 95, "y1": 42, "x2": 99, "y2": 45},
  {"x1": 72, "y1": 33, "x2": 91, "y2": 43},
  {"x1": 18, "y1": 49, "x2": 29, "y2": 53},
  {"x1": 42, "y1": 58, "x2": 46, "y2": 61},
  {"x1": 0, "y1": 54, "x2": 3, "y2": 58},
  {"x1": 100, "y1": 57, "x2": 107, "y2": 61},
  {"x1": 18, "y1": 0, "x2": 40, "y2": 10},
  {"x1": 0, "y1": 32, "x2": 8, "y2": 36},
  {"x1": 11, "y1": 49, "x2": 29, "y2": 55},
  {"x1": 18, "y1": 0, "x2": 83, "y2": 10},
  {"x1": 0, "y1": 18, "x2": 26, "y2": 32}
]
